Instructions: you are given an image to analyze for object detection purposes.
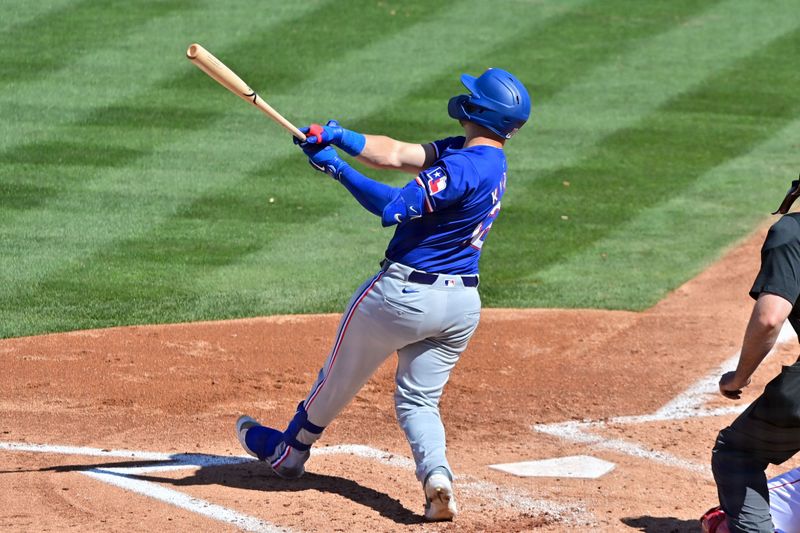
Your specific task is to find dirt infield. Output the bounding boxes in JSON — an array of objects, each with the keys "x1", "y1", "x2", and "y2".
[{"x1": 3, "y1": 224, "x2": 800, "y2": 532}]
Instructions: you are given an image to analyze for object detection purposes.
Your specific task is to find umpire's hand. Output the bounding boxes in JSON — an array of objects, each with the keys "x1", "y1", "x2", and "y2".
[{"x1": 718, "y1": 371, "x2": 751, "y2": 400}]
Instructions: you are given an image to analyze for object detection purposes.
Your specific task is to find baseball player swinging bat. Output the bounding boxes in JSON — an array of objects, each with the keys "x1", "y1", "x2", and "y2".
[{"x1": 186, "y1": 43, "x2": 306, "y2": 142}]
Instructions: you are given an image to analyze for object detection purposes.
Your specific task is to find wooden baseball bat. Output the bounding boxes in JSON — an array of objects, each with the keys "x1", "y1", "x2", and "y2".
[{"x1": 186, "y1": 43, "x2": 306, "y2": 141}]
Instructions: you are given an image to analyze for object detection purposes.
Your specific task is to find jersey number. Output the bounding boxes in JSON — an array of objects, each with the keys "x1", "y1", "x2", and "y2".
[{"x1": 468, "y1": 202, "x2": 501, "y2": 250}]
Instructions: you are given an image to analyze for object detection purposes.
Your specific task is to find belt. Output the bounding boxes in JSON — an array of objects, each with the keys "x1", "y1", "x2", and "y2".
[
  {"x1": 380, "y1": 260, "x2": 479, "y2": 287},
  {"x1": 408, "y1": 270, "x2": 479, "y2": 287}
]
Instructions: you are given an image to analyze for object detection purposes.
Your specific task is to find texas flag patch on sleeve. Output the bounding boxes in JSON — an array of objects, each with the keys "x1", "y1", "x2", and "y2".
[{"x1": 424, "y1": 166, "x2": 448, "y2": 196}]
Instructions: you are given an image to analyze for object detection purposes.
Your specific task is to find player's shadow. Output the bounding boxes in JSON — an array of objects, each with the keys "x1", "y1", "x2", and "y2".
[
  {"x1": 141, "y1": 461, "x2": 424, "y2": 525},
  {"x1": 621, "y1": 515, "x2": 700, "y2": 532},
  {"x1": 10, "y1": 455, "x2": 424, "y2": 526}
]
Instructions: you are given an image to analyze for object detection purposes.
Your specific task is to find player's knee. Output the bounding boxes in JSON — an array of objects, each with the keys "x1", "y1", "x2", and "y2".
[
  {"x1": 394, "y1": 389, "x2": 439, "y2": 419},
  {"x1": 727, "y1": 513, "x2": 775, "y2": 533}
]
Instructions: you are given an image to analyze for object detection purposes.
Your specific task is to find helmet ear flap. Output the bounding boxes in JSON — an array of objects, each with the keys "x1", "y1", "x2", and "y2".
[{"x1": 447, "y1": 94, "x2": 470, "y2": 121}]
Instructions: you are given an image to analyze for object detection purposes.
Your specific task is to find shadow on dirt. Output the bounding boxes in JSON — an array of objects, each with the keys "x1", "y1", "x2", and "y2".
[
  {"x1": 621, "y1": 515, "x2": 700, "y2": 532},
  {"x1": 142, "y1": 461, "x2": 425, "y2": 525},
  {"x1": 10, "y1": 453, "x2": 424, "y2": 525}
]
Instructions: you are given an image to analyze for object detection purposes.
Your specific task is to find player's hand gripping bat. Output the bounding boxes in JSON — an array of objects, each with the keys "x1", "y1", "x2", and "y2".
[{"x1": 186, "y1": 43, "x2": 306, "y2": 142}]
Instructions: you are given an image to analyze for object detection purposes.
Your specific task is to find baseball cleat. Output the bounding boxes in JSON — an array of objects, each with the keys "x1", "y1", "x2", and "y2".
[
  {"x1": 235, "y1": 415, "x2": 309, "y2": 479},
  {"x1": 267, "y1": 441, "x2": 309, "y2": 480},
  {"x1": 423, "y1": 471, "x2": 457, "y2": 521}
]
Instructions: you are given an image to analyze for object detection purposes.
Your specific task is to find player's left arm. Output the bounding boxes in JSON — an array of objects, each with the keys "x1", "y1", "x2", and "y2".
[
  {"x1": 300, "y1": 143, "x2": 415, "y2": 224},
  {"x1": 299, "y1": 144, "x2": 470, "y2": 228}
]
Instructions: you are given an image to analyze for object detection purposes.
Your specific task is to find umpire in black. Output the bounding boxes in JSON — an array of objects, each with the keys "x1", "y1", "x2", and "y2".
[{"x1": 711, "y1": 177, "x2": 800, "y2": 532}]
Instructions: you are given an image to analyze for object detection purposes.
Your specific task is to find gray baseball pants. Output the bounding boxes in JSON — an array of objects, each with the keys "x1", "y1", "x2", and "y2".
[{"x1": 299, "y1": 260, "x2": 481, "y2": 482}]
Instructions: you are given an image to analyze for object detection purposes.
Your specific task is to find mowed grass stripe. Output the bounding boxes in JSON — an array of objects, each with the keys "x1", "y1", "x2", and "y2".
[
  {"x1": 0, "y1": 0, "x2": 446, "y2": 253},
  {"x1": 193, "y1": 0, "x2": 723, "y2": 315},
  {"x1": 536, "y1": 114, "x2": 800, "y2": 310},
  {"x1": 354, "y1": 0, "x2": 723, "y2": 139},
  {"x1": 530, "y1": 25, "x2": 800, "y2": 309},
  {"x1": 1, "y1": 0, "x2": 78, "y2": 32},
  {"x1": 0, "y1": 0, "x2": 191, "y2": 86},
  {"x1": 1, "y1": 0, "x2": 405, "y2": 193},
  {"x1": 502, "y1": 0, "x2": 800, "y2": 181},
  {"x1": 482, "y1": 0, "x2": 800, "y2": 296},
  {"x1": 0, "y1": 2, "x2": 322, "y2": 151},
  {"x1": 0, "y1": 3, "x2": 326, "y2": 290},
  {"x1": 0, "y1": 0, "x2": 591, "y2": 337}
]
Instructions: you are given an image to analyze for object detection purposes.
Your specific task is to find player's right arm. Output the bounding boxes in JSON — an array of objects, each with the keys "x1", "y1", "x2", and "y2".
[
  {"x1": 719, "y1": 293, "x2": 792, "y2": 399},
  {"x1": 720, "y1": 215, "x2": 800, "y2": 399},
  {"x1": 299, "y1": 120, "x2": 443, "y2": 174}
]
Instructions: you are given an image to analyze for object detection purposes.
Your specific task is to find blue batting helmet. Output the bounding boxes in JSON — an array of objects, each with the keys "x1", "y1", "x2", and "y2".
[{"x1": 447, "y1": 68, "x2": 531, "y2": 139}]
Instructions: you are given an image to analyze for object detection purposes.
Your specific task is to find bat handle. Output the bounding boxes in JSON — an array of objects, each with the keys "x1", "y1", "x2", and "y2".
[{"x1": 262, "y1": 102, "x2": 306, "y2": 141}]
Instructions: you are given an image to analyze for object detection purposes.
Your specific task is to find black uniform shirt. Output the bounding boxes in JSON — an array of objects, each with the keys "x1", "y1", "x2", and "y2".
[{"x1": 750, "y1": 213, "x2": 800, "y2": 337}]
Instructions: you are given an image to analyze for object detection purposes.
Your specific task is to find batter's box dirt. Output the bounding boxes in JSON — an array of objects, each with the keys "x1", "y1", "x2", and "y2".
[
  {"x1": 122, "y1": 453, "x2": 585, "y2": 533},
  {"x1": 0, "y1": 226, "x2": 790, "y2": 531}
]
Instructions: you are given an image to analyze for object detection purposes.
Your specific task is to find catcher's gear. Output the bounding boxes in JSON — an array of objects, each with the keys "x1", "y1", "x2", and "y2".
[
  {"x1": 700, "y1": 506, "x2": 729, "y2": 533},
  {"x1": 448, "y1": 68, "x2": 531, "y2": 139}
]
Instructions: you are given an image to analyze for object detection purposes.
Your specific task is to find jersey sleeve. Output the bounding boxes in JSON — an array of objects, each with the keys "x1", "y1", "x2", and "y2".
[
  {"x1": 750, "y1": 215, "x2": 800, "y2": 304},
  {"x1": 428, "y1": 136, "x2": 465, "y2": 161},
  {"x1": 413, "y1": 153, "x2": 477, "y2": 213}
]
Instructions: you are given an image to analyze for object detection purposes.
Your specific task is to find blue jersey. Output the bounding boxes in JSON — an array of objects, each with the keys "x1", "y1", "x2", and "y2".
[{"x1": 384, "y1": 136, "x2": 507, "y2": 275}]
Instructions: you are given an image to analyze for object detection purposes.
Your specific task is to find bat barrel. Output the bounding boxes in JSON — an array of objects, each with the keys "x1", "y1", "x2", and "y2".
[{"x1": 186, "y1": 43, "x2": 306, "y2": 142}]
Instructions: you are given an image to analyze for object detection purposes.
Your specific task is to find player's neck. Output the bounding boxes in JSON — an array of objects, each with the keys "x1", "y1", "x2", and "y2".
[
  {"x1": 464, "y1": 135, "x2": 504, "y2": 149},
  {"x1": 462, "y1": 122, "x2": 505, "y2": 149}
]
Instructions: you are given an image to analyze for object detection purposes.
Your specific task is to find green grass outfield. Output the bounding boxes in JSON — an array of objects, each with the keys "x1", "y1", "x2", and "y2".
[{"x1": 2, "y1": 0, "x2": 800, "y2": 338}]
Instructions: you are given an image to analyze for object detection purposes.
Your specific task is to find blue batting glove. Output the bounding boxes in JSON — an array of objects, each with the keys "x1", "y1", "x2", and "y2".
[
  {"x1": 304, "y1": 120, "x2": 344, "y2": 146},
  {"x1": 302, "y1": 144, "x2": 348, "y2": 180},
  {"x1": 293, "y1": 120, "x2": 366, "y2": 156},
  {"x1": 293, "y1": 120, "x2": 342, "y2": 148}
]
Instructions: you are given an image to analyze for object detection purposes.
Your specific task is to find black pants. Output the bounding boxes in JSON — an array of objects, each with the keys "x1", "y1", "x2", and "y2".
[{"x1": 712, "y1": 362, "x2": 800, "y2": 532}]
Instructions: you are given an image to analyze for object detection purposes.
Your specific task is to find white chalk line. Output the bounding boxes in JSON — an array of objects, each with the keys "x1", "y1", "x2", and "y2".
[
  {"x1": 84, "y1": 469, "x2": 289, "y2": 533},
  {"x1": 533, "y1": 321, "x2": 797, "y2": 474},
  {"x1": 0, "y1": 440, "x2": 590, "y2": 527},
  {"x1": 0, "y1": 441, "x2": 286, "y2": 532},
  {"x1": 0, "y1": 441, "x2": 175, "y2": 460}
]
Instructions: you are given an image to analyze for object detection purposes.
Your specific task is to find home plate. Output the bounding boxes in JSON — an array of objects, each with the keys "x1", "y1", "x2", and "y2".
[{"x1": 489, "y1": 455, "x2": 616, "y2": 479}]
